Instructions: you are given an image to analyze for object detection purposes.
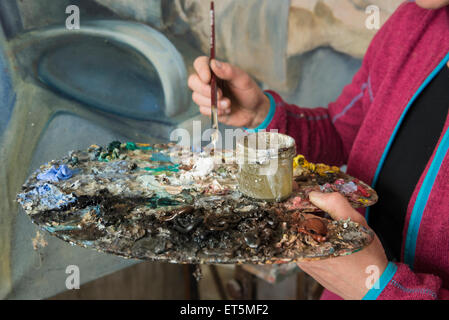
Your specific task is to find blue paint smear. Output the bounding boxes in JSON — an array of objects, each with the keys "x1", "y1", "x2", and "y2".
[
  {"x1": 37, "y1": 165, "x2": 74, "y2": 182},
  {"x1": 0, "y1": 42, "x2": 16, "y2": 136},
  {"x1": 44, "y1": 225, "x2": 81, "y2": 233},
  {"x1": 17, "y1": 184, "x2": 77, "y2": 210},
  {"x1": 150, "y1": 153, "x2": 172, "y2": 163}
]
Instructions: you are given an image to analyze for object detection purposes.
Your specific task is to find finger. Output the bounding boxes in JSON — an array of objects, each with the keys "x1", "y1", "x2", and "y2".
[
  {"x1": 308, "y1": 192, "x2": 367, "y2": 226},
  {"x1": 219, "y1": 97, "x2": 232, "y2": 113},
  {"x1": 199, "y1": 105, "x2": 230, "y2": 118},
  {"x1": 188, "y1": 74, "x2": 225, "y2": 99},
  {"x1": 296, "y1": 263, "x2": 351, "y2": 300},
  {"x1": 188, "y1": 74, "x2": 210, "y2": 97},
  {"x1": 193, "y1": 93, "x2": 231, "y2": 111},
  {"x1": 211, "y1": 60, "x2": 252, "y2": 89},
  {"x1": 193, "y1": 56, "x2": 211, "y2": 83}
]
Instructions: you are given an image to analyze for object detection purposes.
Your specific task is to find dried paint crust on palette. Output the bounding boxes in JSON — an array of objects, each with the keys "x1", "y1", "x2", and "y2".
[{"x1": 17, "y1": 142, "x2": 376, "y2": 264}]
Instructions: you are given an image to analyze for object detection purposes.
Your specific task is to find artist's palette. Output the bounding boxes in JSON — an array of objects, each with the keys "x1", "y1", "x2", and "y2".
[{"x1": 17, "y1": 142, "x2": 376, "y2": 264}]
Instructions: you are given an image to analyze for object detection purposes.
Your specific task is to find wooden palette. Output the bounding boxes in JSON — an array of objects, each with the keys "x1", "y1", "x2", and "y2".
[{"x1": 17, "y1": 142, "x2": 376, "y2": 264}]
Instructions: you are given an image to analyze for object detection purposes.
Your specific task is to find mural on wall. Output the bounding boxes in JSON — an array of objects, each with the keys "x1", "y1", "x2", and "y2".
[
  {"x1": 94, "y1": 0, "x2": 402, "y2": 91},
  {"x1": 0, "y1": 0, "x2": 402, "y2": 299}
]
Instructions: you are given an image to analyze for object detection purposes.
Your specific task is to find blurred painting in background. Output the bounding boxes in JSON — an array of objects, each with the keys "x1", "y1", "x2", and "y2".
[{"x1": 0, "y1": 0, "x2": 402, "y2": 299}]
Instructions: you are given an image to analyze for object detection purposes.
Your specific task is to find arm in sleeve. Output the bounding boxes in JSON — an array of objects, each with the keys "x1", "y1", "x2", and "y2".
[
  {"x1": 264, "y1": 56, "x2": 372, "y2": 167},
  {"x1": 364, "y1": 262, "x2": 449, "y2": 300}
]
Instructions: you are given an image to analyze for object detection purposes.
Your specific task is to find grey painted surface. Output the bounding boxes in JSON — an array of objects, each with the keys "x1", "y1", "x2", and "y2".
[
  {"x1": 0, "y1": 1, "x2": 23, "y2": 38},
  {"x1": 92, "y1": 0, "x2": 168, "y2": 28},
  {"x1": 279, "y1": 47, "x2": 362, "y2": 108},
  {"x1": 29, "y1": 114, "x2": 134, "y2": 173}
]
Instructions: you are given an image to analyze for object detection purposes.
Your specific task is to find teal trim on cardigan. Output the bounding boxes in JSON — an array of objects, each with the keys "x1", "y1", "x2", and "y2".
[
  {"x1": 404, "y1": 125, "x2": 449, "y2": 268},
  {"x1": 244, "y1": 92, "x2": 276, "y2": 133},
  {"x1": 363, "y1": 262, "x2": 398, "y2": 300},
  {"x1": 366, "y1": 51, "x2": 449, "y2": 223}
]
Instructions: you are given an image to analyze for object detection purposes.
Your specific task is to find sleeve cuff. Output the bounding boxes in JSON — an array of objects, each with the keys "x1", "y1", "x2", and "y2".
[
  {"x1": 244, "y1": 92, "x2": 276, "y2": 133},
  {"x1": 362, "y1": 262, "x2": 398, "y2": 300}
]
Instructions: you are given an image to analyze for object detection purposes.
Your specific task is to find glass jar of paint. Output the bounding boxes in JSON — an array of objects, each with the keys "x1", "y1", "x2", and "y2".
[{"x1": 236, "y1": 132, "x2": 296, "y2": 202}]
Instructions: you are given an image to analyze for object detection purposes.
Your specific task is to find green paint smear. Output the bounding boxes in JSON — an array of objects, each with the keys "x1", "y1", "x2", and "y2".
[
  {"x1": 144, "y1": 164, "x2": 179, "y2": 173},
  {"x1": 126, "y1": 142, "x2": 138, "y2": 151},
  {"x1": 126, "y1": 142, "x2": 153, "y2": 151},
  {"x1": 108, "y1": 141, "x2": 122, "y2": 152},
  {"x1": 147, "y1": 196, "x2": 182, "y2": 209}
]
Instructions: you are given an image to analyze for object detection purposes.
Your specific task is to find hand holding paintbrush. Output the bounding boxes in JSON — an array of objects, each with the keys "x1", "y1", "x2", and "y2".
[{"x1": 188, "y1": 3, "x2": 271, "y2": 129}]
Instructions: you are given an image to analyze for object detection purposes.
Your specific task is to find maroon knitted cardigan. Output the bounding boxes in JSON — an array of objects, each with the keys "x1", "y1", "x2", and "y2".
[{"x1": 265, "y1": 2, "x2": 449, "y2": 300}]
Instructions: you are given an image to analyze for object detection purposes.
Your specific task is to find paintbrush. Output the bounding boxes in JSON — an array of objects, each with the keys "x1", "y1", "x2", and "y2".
[{"x1": 210, "y1": 1, "x2": 219, "y2": 150}]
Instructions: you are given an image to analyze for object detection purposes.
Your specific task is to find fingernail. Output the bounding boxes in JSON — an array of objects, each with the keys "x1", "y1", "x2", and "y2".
[
  {"x1": 220, "y1": 100, "x2": 229, "y2": 108},
  {"x1": 214, "y1": 60, "x2": 222, "y2": 68},
  {"x1": 308, "y1": 191, "x2": 324, "y2": 202},
  {"x1": 309, "y1": 191, "x2": 323, "y2": 198}
]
